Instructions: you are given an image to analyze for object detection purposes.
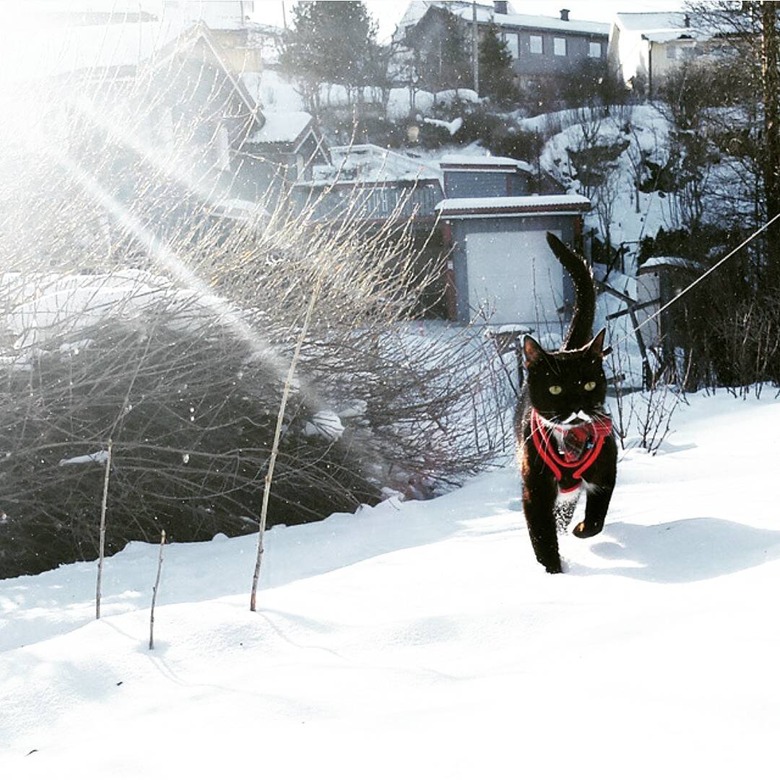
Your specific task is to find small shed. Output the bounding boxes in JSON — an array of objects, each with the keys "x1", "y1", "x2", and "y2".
[
  {"x1": 436, "y1": 194, "x2": 591, "y2": 327},
  {"x1": 439, "y1": 154, "x2": 534, "y2": 199},
  {"x1": 637, "y1": 255, "x2": 697, "y2": 353}
]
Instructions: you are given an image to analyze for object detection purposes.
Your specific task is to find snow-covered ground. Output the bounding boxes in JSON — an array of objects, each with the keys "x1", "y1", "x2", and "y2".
[
  {"x1": 1, "y1": 31, "x2": 773, "y2": 778},
  {"x1": 2, "y1": 388, "x2": 779, "y2": 778}
]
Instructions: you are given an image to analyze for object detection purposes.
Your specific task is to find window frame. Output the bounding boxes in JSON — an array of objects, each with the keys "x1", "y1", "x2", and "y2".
[{"x1": 502, "y1": 31, "x2": 519, "y2": 59}]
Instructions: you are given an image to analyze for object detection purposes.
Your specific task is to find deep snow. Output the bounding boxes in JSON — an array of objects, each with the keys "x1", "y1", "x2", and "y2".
[{"x1": 2, "y1": 389, "x2": 779, "y2": 779}]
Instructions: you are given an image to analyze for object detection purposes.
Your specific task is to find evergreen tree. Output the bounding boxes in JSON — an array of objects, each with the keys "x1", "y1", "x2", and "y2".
[
  {"x1": 408, "y1": 8, "x2": 472, "y2": 96},
  {"x1": 478, "y1": 21, "x2": 520, "y2": 106},
  {"x1": 439, "y1": 10, "x2": 472, "y2": 92},
  {"x1": 279, "y1": 1, "x2": 379, "y2": 112}
]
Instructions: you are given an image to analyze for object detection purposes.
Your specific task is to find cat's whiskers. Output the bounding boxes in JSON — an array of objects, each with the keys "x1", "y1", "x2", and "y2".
[
  {"x1": 531, "y1": 410, "x2": 559, "y2": 430},
  {"x1": 534, "y1": 409, "x2": 597, "y2": 431},
  {"x1": 520, "y1": 427, "x2": 536, "y2": 449}
]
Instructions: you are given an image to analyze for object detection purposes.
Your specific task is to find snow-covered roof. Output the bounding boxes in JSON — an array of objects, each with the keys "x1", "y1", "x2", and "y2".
[
  {"x1": 396, "y1": 2, "x2": 498, "y2": 35},
  {"x1": 396, "y1": 1, "x2": 608, "y2": 41},
  {"x1": 639, "y1": 256, "x2": 698, "y2": 272},
  {"x1": 312, "y1": 144, "x2": 441, "y2": 185},
  {"x1": 247, "y1": 112, "x2": 312, "y2": 145},
  {"x1": 455, "y1": 6, "x2": 609, "y2": 36},
  {"x1": 614, "y1": 12, "x2": 712, "y2": 42},
  {"x1": 440, "y1": 154, "x2": 534, "y2": 174},
  {"x1": 643, "y1": 30, "x2": 701, "y2": 43},
  {"x1": 436, "y1": 194, "x2": 590, "y2": 217}
]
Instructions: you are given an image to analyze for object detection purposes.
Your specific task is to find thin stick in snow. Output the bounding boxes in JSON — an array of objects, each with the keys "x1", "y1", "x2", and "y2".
[
  {"x1": 95, "y1": 438, "x2": 113, "y2": 620},
  {"x1": 250, "y1": 279, "x2": 322, "y2": 612},
  {"x1": 149, "y1": 529, "x2": 166, "y2": 651}
]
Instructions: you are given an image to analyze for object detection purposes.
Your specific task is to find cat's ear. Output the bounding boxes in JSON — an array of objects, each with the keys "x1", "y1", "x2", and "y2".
[
  {"x1": 523, "y1": 335, "x2": 546, "y2": 366},
  {"x1": 588, "y1": 328, "x2": 612, "y2": 357}
]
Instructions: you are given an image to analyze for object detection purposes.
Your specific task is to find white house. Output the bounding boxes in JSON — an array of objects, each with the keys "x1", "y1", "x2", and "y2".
[{"x1": 608, "y1": 12, "x2": 712, "y2": 97}]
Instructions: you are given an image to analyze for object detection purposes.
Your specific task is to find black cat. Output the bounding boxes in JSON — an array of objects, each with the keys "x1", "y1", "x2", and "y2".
[{"x1": 515, "y1": 233, "x2": 617, "y2": 574}]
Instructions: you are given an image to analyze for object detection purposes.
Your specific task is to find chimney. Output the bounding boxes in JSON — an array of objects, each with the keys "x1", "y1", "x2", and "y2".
[
  {"x1": 560, "y1": 8, "x2": 570, "y2": 21},
  {"x1": 684, "y1": 13, "x2": 690, "y2": 27},
  {"x1": 494, "y1": 1, "x2": 508, "y2": 14}
]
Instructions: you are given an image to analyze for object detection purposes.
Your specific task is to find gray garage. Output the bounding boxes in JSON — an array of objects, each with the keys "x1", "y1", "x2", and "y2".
[{"x1": 435, "y1": 194, "x2": 591, "y2": 331}]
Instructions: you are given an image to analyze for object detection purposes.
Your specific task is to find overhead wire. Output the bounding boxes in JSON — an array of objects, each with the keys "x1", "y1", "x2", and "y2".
[{"x1": 619, "y1": 210, "x2": 780, "y2": 345}]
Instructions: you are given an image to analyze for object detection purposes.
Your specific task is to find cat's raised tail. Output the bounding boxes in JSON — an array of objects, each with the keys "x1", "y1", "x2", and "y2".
[{"x1": 546, "y1": 232, "x2": 596, "y2": 350}]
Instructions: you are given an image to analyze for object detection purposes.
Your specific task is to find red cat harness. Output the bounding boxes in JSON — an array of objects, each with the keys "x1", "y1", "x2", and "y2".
[{"x1": 530, "y1": 409, "x2": 612, "y2": 493}]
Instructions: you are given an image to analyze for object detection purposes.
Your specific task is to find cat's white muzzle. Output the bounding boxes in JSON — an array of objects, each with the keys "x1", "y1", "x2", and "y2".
[{"x1": 562, "y1": 410, "x2": 592, "y2": 425}]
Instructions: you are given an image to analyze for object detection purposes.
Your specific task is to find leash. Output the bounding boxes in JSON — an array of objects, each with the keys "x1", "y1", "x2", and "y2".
[{"x1": 618, "y1": 211, "x2": 780, "y2": 345}]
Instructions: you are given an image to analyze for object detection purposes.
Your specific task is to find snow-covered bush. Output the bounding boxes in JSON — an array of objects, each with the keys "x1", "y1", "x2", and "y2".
[{"x1": 457, "y1": 105, "x2": 543, "y2": 162}]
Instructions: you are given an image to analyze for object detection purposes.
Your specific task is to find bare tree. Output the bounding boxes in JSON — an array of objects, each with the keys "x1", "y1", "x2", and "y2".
[{"x1": 684, "y1": 0, "x2": 780, "y2": 285}]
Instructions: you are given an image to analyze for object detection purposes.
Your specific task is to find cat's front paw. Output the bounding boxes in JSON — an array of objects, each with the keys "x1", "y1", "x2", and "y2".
[{"x1": 573, "y1": 518, "x2": 604, "y2": 538}]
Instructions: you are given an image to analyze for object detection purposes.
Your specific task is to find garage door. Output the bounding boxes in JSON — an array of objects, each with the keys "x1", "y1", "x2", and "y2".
[{"x1": 465, "y1": 229, "x2": 565, "y2": 326}]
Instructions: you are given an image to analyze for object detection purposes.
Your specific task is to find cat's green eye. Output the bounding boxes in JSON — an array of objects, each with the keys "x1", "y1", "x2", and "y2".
[
  {"x1": 584, "y1": 381, "x2": 597, "y2": 391},
  {"x1": 548, "y1": 385, "x2": 563, "y2": 395}
]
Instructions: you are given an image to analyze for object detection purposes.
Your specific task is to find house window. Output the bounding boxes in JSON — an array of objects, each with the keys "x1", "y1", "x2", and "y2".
[
  {"x1": 215, "y1": 124, "x2": 231, "y2": 171},
  {"x1": 666, "y1": 45, "x2": 678, "y2": 60},
  {"x1": 553, "y1": 37, "x2": 566, "y2": 56},
  {"x1": 529, "y1": 35, "x2": 543, "y2": 54},
  {"x1": 588, "y1": 41, "x2": 602, "y2": 58},
  {"x1": 502, "y1": 32, "x2": 519, "y2": 59}
]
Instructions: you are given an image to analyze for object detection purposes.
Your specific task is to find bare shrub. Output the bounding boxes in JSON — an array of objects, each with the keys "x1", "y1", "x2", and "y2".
[
  {"x1": 665, "y1": 253, "x2": 780, "y2": 391},
  {"x1": 0, "y1": 65, "x2": 510, "y2": 579},
  {"x1": 606, "y1": 329, "x2": 683, "y2": 455}
]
